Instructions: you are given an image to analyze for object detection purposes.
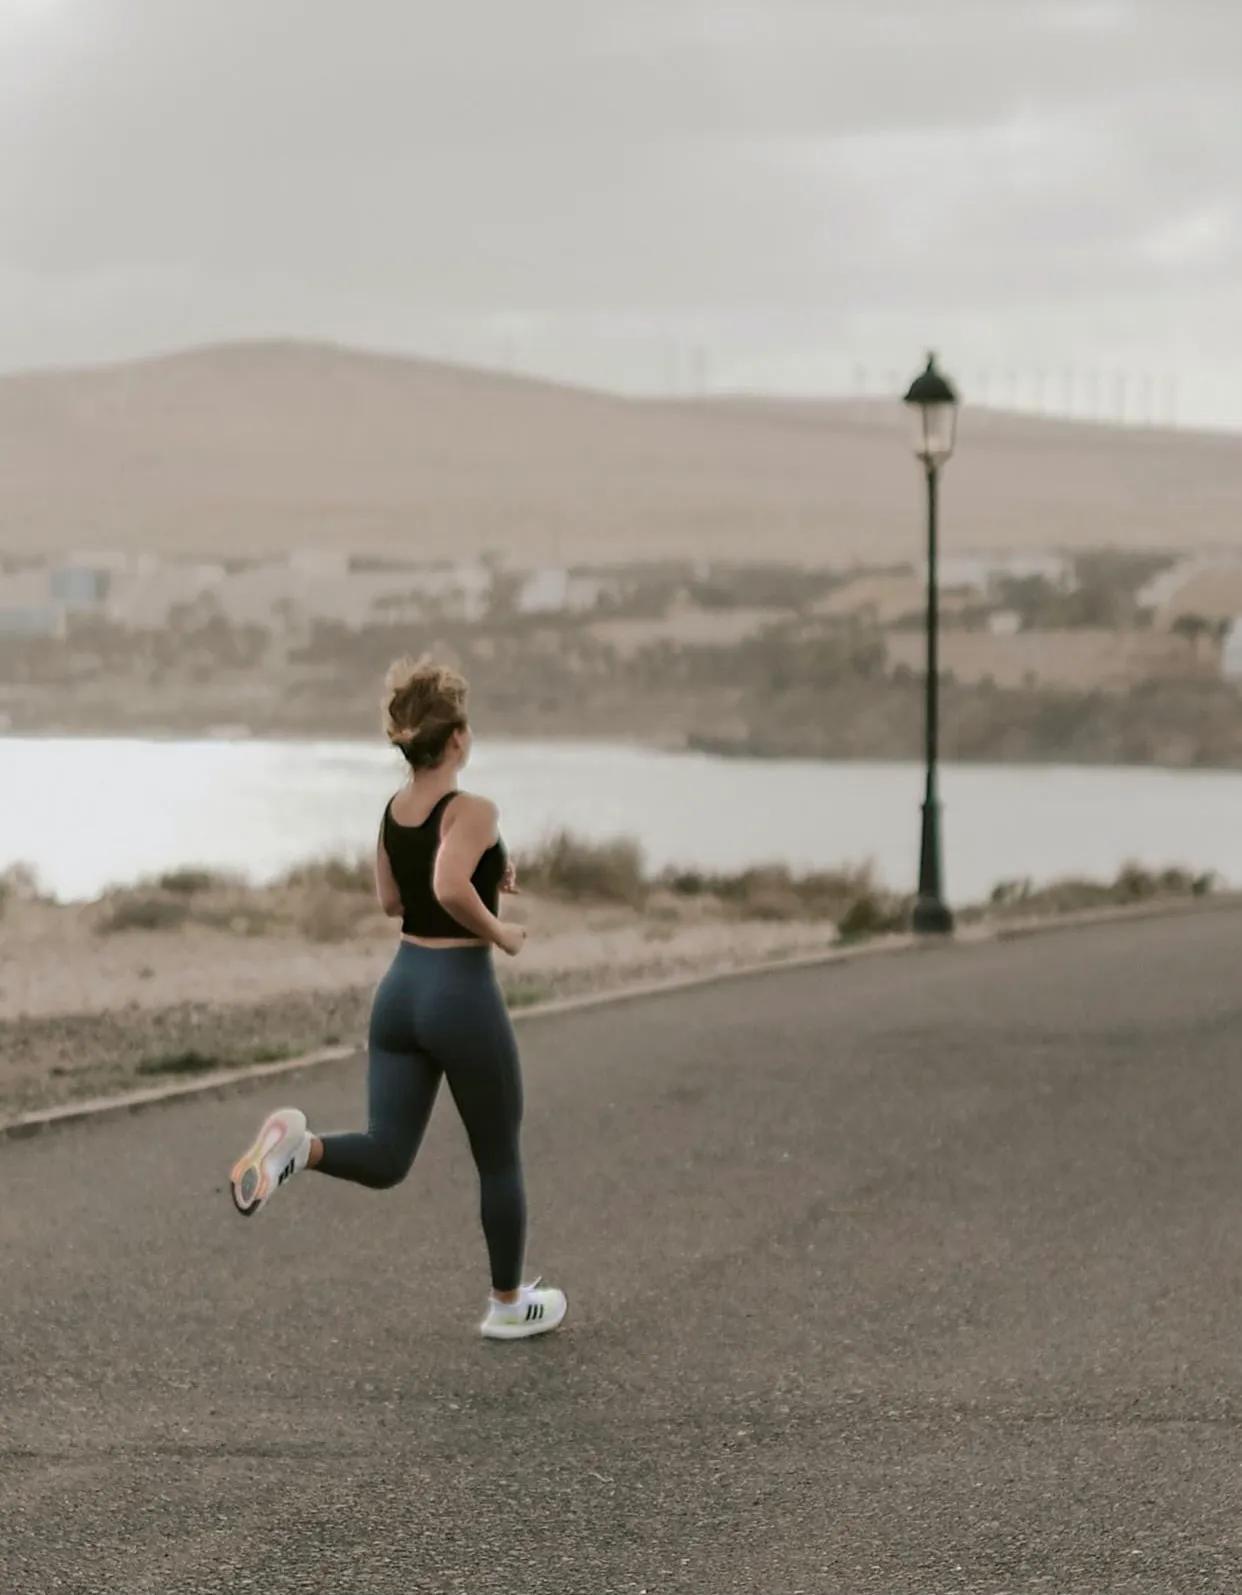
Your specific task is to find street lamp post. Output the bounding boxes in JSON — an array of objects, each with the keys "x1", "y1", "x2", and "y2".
[{"x1": 903, "y1": 352, "x2": 960, "y2": 935}]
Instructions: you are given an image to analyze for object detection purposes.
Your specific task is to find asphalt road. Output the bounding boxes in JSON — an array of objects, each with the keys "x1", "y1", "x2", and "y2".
[{"x1": 4, "y1": 909, "x2": 1242, "y2": 1595}]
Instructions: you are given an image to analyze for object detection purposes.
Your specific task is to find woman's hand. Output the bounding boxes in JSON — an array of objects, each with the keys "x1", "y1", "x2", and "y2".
[
  {"x1": 496, "y1": 922, "x2": 528, "y2": 958},
  {"x1": 500, "y1": 858, "x2": 520, "y2": 894}
]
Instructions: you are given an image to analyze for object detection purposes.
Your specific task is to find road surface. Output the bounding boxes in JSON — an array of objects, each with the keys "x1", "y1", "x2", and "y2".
[{"x1": 3, "y1": 909, "x2": 1242, "y2": 1593}]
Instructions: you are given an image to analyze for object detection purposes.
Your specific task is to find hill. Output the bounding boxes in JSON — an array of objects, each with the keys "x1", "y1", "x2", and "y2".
[{"x1": 1, "y1": 339, "x2": 1239, "y2": 565}]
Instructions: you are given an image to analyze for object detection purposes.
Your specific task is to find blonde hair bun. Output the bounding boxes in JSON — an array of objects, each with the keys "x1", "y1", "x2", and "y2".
[{"x1": 382, "y1": 654, "x2": 469, "y2": 770}]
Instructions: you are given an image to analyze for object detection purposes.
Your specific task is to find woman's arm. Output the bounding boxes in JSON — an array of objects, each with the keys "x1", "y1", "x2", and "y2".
[
  {"x1": 374, "y1": 810, "x2": 403, "y2": 918},
  {"x1": 433, "y1": 795, "x2": 512, "y2": 947}
]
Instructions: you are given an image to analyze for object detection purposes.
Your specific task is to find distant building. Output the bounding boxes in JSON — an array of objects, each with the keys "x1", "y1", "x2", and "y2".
[
  {"x1": 1137, "y1": 557, "x2": 1242, "y2": 630},
  {"x1": 0, "y1": 605, "x2": 66, "y2": 639},
  {"x1": 106, "y1": 562, "x2": 227, "y2": 628},
  {"x1": 0, "y1": 568, "x2": 65, "y2": 636},
  {"x1": 203, "y1": 559, "x2": 494, "y2": 633},
  {"x1": 1222, "y1": 618, "x2": 1242, "y2": 683},
  {"x1": 1137, "y1": 556, "x2": 1214, "y2": 612},
  {"x1": 516, "y1": 567, "x2": 605, "y2": 616},
  {"x1": 50, "y1": 565, "x2": 109, "y2": 608},
  {"x1": 988, "y1": 610, "x2": 1022, "y2": 637},
  {"x1": 400, "y1": 563, "x2": 493, "y2": 623},
  {"x1": 928, "y1": 551, "x2": 1075, "y2": 593}
]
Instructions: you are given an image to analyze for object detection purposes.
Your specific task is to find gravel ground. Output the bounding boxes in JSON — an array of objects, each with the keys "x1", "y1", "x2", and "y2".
[
  {"x1": 0, "y1": 887, "x2": 846, "y2": 1115},
  {"x1": 0, "y1": 876, "x2": 1220, "y2": 1118}
]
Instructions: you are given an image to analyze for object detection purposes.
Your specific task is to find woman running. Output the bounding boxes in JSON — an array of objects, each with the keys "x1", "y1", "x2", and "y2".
[{"x1": 228, "y1": 655, "x2": 567, "y2": 1341}]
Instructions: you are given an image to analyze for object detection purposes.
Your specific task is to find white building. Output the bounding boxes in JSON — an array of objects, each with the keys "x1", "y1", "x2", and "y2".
[
  {"x1": 0, "y1": 604, "x2": 66, "y2": 639},
  {"x1": 403, "y1": 562, "x2": 493, "y2": 622},
  {"x1": 106, "y1": 562, "x2": 227, "y2": 628},
  {"x1": 50, "y1": 564, "x2": 109, "y2": 609},
  {"x1": 926, "y1": 551, "x2": 1074, "y2": 594},
  {"x1": 1222, "y1": 618, "x2": 1242, "y2": 683},
  {"x1": 0, "y1": 569, "x2": 67, "y2": 636},
  {"x1": 516, "y1": 567, "x2": 605, "y2": 616},
  {"x1": 91, "y1": 552, "x2": 498, "y2": 633},
  {"x1": 1137, "y1": 557, "x2": 1242, "y2": 628},
  {"x1": 1136, "y1": 556, "x2": 1215, "y2": 612},
  {"x1": 205, "y1": 560, "x2": 494, "y2": 632}
]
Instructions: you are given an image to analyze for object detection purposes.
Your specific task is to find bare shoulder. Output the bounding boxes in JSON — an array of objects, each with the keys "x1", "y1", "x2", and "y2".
[{"x1": 445, "y1": 790, "x2": 500, "y2": 833}]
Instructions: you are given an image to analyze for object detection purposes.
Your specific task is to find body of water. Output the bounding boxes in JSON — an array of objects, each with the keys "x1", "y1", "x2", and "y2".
[{"x1": 3, "y1": 735, "x2": 1239, "y2": 904}]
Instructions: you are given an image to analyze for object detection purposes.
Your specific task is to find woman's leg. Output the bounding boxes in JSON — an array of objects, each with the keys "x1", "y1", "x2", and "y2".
[
  {"x1": 313, "y1": 952, "x2": 442, "y2": 1189},
  {"x1": 431, "y1": 976, "x2": 526, "y2": 1296},
  {"x1": 312, "y1": 1045, "x2": 440, "y2": 1189}
]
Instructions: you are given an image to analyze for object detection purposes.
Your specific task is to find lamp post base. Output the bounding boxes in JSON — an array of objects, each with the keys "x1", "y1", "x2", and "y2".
[
  {"x1": 912, "y1": 894, "x2": 955, "y2": 936},
  {"x1": 913, "y1": 794, "x2": 953, "y2": 936}
]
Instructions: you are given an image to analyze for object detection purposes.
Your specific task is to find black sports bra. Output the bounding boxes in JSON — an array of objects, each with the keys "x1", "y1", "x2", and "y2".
[{"x1": 381, "y1": 791, "x2": 507, "y2": 940}]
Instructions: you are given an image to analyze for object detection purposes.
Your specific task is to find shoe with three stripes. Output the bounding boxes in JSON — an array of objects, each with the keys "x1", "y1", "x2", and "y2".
[
  {"x1": 479, "y1": 1277, "x2": 568, "y2": 1340},
  {"x1": 229, "y1": 1107, "x2": 311, "y2": 1217}
]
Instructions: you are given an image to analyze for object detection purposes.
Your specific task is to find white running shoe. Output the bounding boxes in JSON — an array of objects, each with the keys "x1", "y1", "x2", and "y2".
[
  {"x1": 479, "y1": 1277, "x2": 568, "y2": 1340},
  {"x1": 229, "y1": 1107, "x2": 310, "y2": 1217}
]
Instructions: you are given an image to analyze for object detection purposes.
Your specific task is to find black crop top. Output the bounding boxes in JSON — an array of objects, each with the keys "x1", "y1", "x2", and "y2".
[{"x1": 381, "y1": 791, "x2": 507, "y2": 939}]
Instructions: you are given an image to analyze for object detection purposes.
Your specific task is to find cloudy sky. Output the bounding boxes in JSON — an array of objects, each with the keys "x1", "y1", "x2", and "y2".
[{"x1": 2, "y1": 0, "x2": 1240, "y2": 425}]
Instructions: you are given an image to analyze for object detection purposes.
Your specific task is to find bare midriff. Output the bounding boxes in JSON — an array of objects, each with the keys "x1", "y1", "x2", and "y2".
[{"x1": 400, "y1": 932, "x2": 488, "y2": 949}]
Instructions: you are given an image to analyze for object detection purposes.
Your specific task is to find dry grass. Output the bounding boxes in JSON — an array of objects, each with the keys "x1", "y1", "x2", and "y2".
[
  {"x1": 0, "y1": 843, "x2": 1224, "y2": 1119},
  {"x1": 659, "y1": 861, "x2": 909, "y2": 935},
  {"x1": 279, "y1": 855, "x2": 373, "y2": 894},
  {"x1": 0, "y1": 863, "x2": 44, "y2": 920},
  {"x1": 154, "y1": 867, "x2": 239, "y2": 895},
  {"x1": 978, "y1": 862, "x2": 1215, "y2": 920},
  {"x1": 95, "y1": 892, "x2": 193, "y2": 934},
  {"x1": 521, "y1": 831, "x2": 648, "y2": 907},
  {"x1": 296, "y1": 887, "x2": 371, "y2": 943},
  {"x1": 74, "y1": 841, "x2": 1222, "y2": 948},
  {"x1": 90, "y1": 853, "x2": 377, "y2": 941},
  {"x1": 135, "y1": 1049, "x2": 220, "y2": 1078}
]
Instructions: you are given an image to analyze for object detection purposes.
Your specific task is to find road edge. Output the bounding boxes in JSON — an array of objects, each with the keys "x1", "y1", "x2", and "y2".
[{"x1": 4, "y1": 890, "x2": 1238, "y2": 1142}]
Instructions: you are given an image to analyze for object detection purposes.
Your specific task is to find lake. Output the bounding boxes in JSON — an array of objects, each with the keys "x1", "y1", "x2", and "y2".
[{"x1": 3, "y1": 734, "x2": 1240, "y2": 904}]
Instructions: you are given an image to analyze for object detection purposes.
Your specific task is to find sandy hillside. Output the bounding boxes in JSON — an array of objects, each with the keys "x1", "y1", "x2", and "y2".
[{"x1": 1, "y1": 339, "x2": 1240, "y2": 565}]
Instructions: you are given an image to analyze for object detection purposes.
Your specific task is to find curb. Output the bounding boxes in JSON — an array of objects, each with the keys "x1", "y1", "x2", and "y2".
[{"x1": 3, "y1": 891, "x2": 1239, "y2": 1143}]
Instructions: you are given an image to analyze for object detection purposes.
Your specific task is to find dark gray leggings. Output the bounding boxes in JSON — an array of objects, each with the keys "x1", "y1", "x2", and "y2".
[{"x1": 316, "y1": 942, "x2": 525, "y2": 1292}]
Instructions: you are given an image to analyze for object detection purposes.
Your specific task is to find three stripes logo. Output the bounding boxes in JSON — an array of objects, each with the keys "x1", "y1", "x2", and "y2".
[
  {"x1": 277, "y1": 1158, "x2": 296, "y2": 1186},
  {"x1": 524, "y1": 1302, "x2": 545, "y2": 1323}
]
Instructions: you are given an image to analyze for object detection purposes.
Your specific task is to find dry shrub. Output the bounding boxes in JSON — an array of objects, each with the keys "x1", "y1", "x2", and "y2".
[
  {"x1": 501, "y1": 974, "x2": 556, "y2": 1009},
  {"x1": 643, "y1": 888, "x2": 687, "y2": 923},
  {"x1": 280, "y1": 855, "x2": 373, "y2": 894},
  {"x1": 1115, "y1": 862, "x2": 1160, "y2": 902},
  {"x1": 988, "y1": 862, "x2": 1214, "y2": 919},
  {"x1": 96, "y1": 892, "x2": 191, "y2": 934},
  {"x1": 136, "y1": 1049, "x2": 218, "y2": 1077},
  {"x1": 189, "y1": 902, "x2": 281, "y2": 937},
  {"x1": 836, "y1": 890, "x2": 911, "y2": 941},
  {"x1": 735, "y1": 874, "x2": 804, "y2": 922},
  {"x1": 0, "y1": 862, "x2": 43, "y2": 918},
  {"x1": 521, "y1": 831, "x2": 647, "y2": 906},
  {"x1": 154, "y1": 867, "x2": 239, "y2": 895},
  {"x1": 661, "y1": 861, "x2": 880, "y2": 924},
  {"x1": 297, "y1": 887, "x2": 367, "y2": 943}
]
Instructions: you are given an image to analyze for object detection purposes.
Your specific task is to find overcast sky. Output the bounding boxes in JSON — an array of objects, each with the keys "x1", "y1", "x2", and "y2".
[{"x1": 2, "y1": 0, "x2": 1240, "y2": 425}]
